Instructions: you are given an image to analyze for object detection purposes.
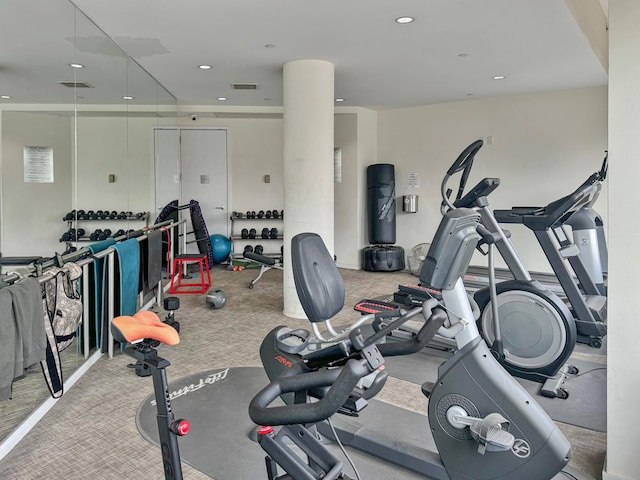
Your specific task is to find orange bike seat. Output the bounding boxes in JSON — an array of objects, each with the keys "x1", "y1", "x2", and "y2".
[{"x1": 111, "y1": 311, "x2": 180, "y2": 345}]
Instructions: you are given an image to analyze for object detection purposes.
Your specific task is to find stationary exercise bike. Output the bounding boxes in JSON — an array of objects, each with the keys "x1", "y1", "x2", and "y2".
[
  {"x1": 111, "y1": 311, "x2": 189, "y2": 480},
  {"x1": 114, "y1": 310, "x2": 400, "y2": 480},
  {"x1": 256, "y1": 222, "x2": 592, "y2": 479}
]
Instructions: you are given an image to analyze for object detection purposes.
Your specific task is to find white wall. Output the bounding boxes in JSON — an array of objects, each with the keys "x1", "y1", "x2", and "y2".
[
  {"x1": 1, "y1": 111, "x2": 73, "y2": 256},
  {"x1": 378, "y1": 86, "x2": 608, "y2": 273},
  {"x1": 178, "y1": 117, "x2": 285, "y2": 216},
  {"x1": 334, "y1": 113, "x2": 359, "y2": 268},
  {"x1": 77, "y1": 116, "x2": 148, "y2": 212},
  {"x1": 605, "y1": 2, "x2": 640, "y2": 478}
]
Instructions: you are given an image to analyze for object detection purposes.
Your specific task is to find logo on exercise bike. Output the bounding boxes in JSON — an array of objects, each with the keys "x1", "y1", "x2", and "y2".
[
  {"x1": 511, "y1": 439, "x2": 531, "y2": 458},
  {"x1": 275, "y1": 355, "x2": 293, "y2": 368}
]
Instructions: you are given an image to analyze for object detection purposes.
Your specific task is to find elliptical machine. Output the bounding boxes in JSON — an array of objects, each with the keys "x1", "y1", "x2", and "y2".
[
  {"x1": 493, "y1": 154, "x2": 608, "y2": 347},
  {"x1": 255, "y1": 221, "x2": 592, "y2": 479},
  {"x1": 393, "y1": 140, "x2": 577, "y2": 396}
]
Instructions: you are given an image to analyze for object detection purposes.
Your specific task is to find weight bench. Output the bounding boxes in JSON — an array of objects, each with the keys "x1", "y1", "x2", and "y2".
[{"x1": 243, "y1": 251, "x2": 283, "y2": 289}]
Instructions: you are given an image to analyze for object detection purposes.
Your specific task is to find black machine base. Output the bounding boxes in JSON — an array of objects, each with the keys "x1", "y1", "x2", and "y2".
[{"x1": 362, "y1": 245, "x2": 405, "y2": 272}]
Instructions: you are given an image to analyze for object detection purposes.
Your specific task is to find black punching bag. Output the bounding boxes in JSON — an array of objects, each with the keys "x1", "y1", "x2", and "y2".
[{"x1": 367, "y1": 164, "x2": 396, "y2": 244}]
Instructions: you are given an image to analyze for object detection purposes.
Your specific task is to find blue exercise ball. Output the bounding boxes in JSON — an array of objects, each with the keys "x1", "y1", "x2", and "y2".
[{"x1": 209, "y1": 234, "x2": 231, "y2": 264}]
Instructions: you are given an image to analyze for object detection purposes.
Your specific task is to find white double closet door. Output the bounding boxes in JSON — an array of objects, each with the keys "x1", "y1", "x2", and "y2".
[{"x1": 154, "y1": 127, "x2": 229, "y2": 253}]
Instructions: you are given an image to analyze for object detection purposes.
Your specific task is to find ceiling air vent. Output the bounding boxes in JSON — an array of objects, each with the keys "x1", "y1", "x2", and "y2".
[
  {"x1": 231, "y1": 83, "x2": 258, "y2": 90},
  {"x1": 58, "y1": 81, "x2": 94, "y2": 88}
]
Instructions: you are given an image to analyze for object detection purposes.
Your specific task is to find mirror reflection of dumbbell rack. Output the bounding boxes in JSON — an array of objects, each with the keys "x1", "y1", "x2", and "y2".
[
  {"x1": 229, "y1": 210, "x2": 283, "y2": 260},
  {"x1": 60, "y1": 209, "x2": 150, "y2": 245}
]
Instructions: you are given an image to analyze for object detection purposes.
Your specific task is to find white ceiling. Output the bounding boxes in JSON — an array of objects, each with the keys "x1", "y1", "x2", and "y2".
[{"x1": 1, "y1": 0, "x2": 608, "y2": 110}]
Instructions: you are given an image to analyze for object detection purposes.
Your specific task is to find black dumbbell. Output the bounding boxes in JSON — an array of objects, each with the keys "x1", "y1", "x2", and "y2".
[
  {"x1": 261, "y1": 227, "x2": 270, "y2": 239},
  {"x1": 77, "y1": 228, "x2": 86, "y2": 238},
  {"x1": 280, "y1": 210, "x2": 284, "y2": 218},
  {"x1": 243, "y1": 245, "x2": 254, "y2": 255},
  {"x1": 272, "y1": 209, "x2": 279, "y2": 219},
  {"x1": 86, "y1": 210, "x2": 96, "y2": 219},
  {"x1": 241, "y1": 228, "x2": 249, "y2": 239},
  {"x1": 257, "y1": 210, "x2": 264, "y2": 219},
  {"x1": 163, "y1": 297, "x2": 180, "y2": 333},
  {"x1": 265, "y1": 210, "x2": 272, "y2": 219},
  {"x1": 246, "y1": 211, "x2": 251, "y2": 219},
  {"x1": 103, "y1": 228, "x2": 112, "y2": 236},
  {"x1": 270, "y1": 227, "x2": 278, "y2": 239},
  {"x1": 63, "y1": 210, "x2": 75, "y2": 221},
  {"x1": 254, "y1": 245, "x2": 264, "y2": 255},
  {"x1": 114, "y1": 229, "x2": 126, "y2": 238},
  {"x1": 249, "y1": 228, "x2": 257, "y2": 239},
  {"x1": 250, "y1": 211, "x2": 256, "y2": 219},
  {"x1": 89, "y1": 231, "x2": 99, "y2": 241}
]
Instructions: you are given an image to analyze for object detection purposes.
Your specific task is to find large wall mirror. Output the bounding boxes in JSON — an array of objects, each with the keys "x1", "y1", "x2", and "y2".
[{"x1": 0, "y1": 0, "x2": 177, "y2": 448}]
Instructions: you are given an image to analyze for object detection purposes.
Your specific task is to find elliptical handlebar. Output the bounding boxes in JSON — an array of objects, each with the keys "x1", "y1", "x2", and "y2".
[
  {"x1": 441, "y1": 139, "x2": 485, "y2": 211},
  {"x1": 446, "y1": 139, "x2": 484, "y2": 176}
]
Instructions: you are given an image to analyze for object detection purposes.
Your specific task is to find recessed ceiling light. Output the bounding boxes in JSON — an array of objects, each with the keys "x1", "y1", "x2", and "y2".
[
  {"x1": 69, "y1": 63, "x2": 84, "y2": 69},
  {"x1": 493, "y1": 75, "x2": 506, "y2": 80},
  {"x1": 122, "y1": 96, "x2": 134, "y2": 100},
  {"x1": 1, "y1": 95, "x2": 11, "y2": 99},
  {"x1": 335, "y1": 98, "x2": 345, "y2": 102},
  {"x1": 395, "y1": 16, "x2": 414, "y2": 24},
  {"x1": 265, "y1": 44, "x2": 277, "y2": 49},
  {"x1": 457, "y1": 53, "x2": 469, "y2": 58},
  {"x1": 466, "y1": 93, "x2": 474, "y2": 96},
  {"x1": 198, "y1": 65, "x2": 212, "y2": 70},
  {"x1": 217, "y1": 97, "x2": 227, "y2": 101}
]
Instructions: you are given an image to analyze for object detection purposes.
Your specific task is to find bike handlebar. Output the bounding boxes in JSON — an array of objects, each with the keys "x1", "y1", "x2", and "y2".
[{"x1": 248, "y1": 358, "x2": 372, "y2": 426}]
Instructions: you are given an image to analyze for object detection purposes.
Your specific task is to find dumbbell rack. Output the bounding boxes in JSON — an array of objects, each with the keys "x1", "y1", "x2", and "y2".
[
  {"x1": 229, "y1": 214, "x2": 283, "y2": 261},
  {"x1": 60, "y1": 210, "x2": 150, "y2": 247}
]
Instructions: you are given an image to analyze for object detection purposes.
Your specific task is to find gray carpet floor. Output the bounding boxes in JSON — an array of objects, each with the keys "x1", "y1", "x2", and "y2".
[{"x1": 0, "y1": 266, "x2": 607, "y2": 479}]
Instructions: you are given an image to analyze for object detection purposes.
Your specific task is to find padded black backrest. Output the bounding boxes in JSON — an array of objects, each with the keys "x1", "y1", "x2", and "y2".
[{"x1": 291, "y1": 233, "x2": 345, "y2": 323}]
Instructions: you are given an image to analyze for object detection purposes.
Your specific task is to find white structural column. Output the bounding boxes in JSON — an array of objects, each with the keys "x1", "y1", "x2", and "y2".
[
  {"x1": 282, "y1": 60, "x2": 335, "y2": 318},
  {"x1": 605, "y1": 2, "x2": 640, "y2": 479}
]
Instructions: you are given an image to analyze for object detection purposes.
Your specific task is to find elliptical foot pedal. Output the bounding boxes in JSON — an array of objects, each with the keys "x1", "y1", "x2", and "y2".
[{"x1": 354, "y1": 299, "x2": 401, "y2": 319}]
